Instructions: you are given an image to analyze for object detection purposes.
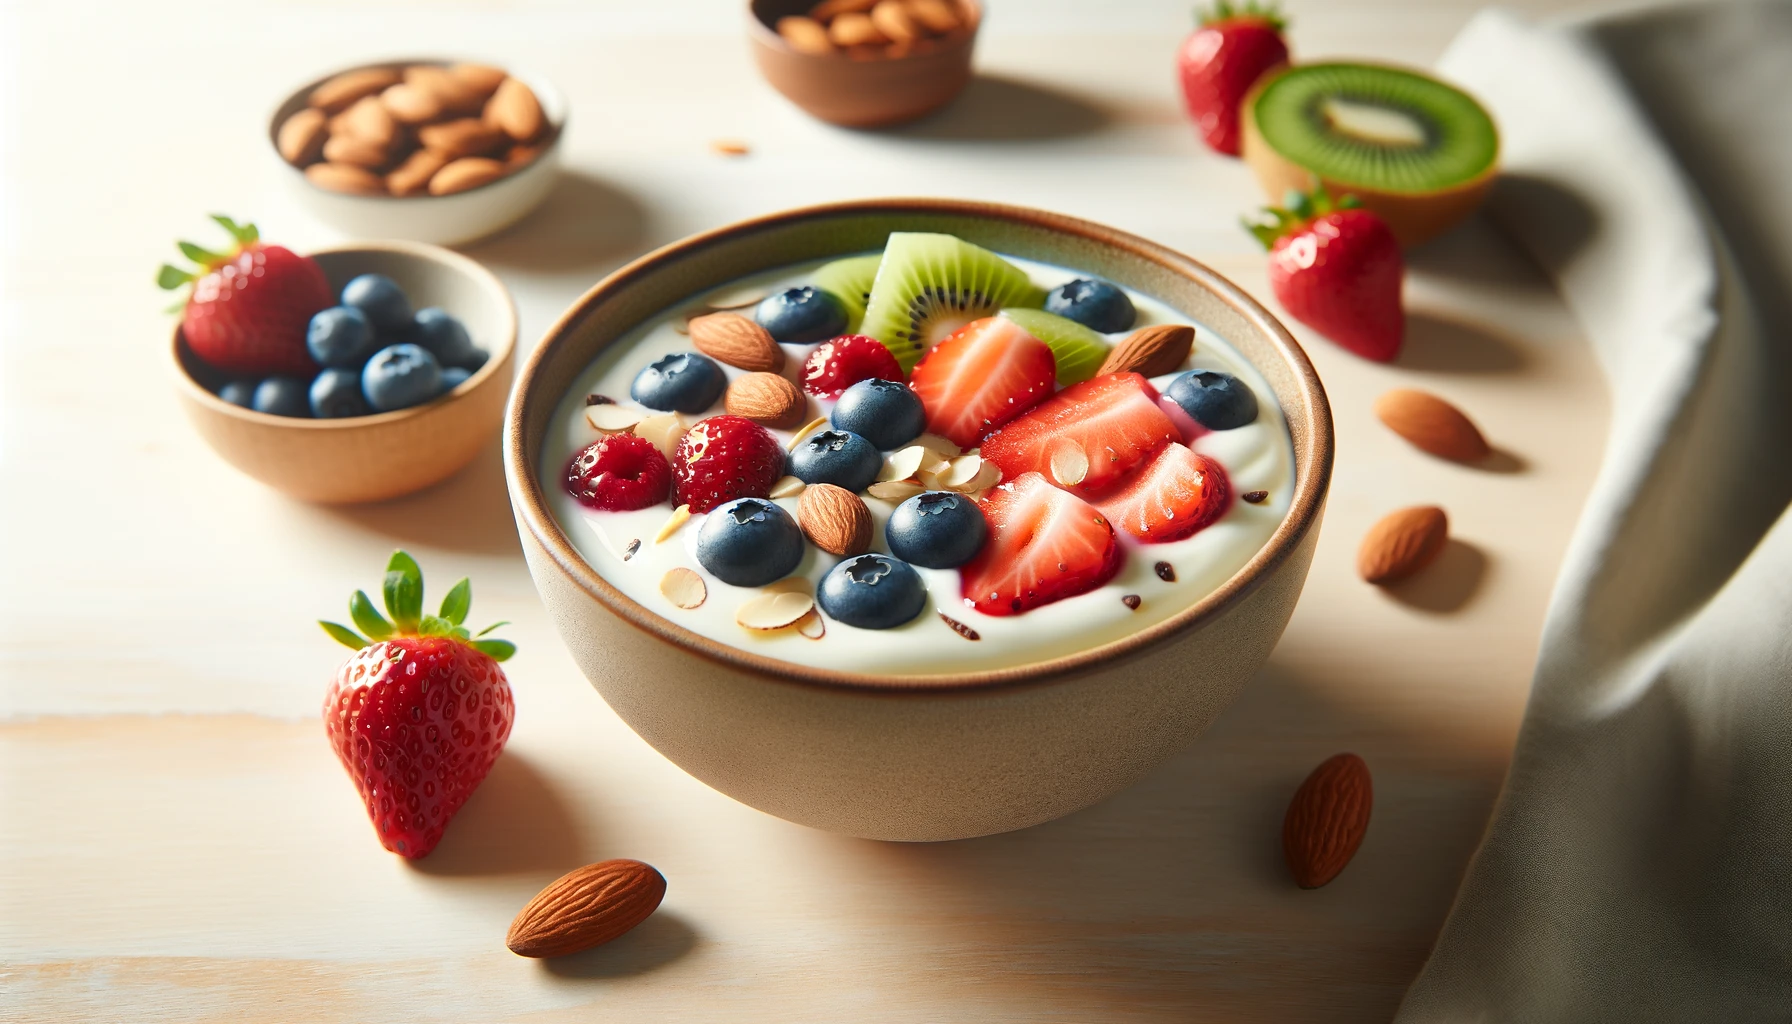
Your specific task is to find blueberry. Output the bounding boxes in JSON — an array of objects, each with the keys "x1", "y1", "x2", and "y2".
[
  {"x1": 309, "y1": 368, "x2": 369, "y2": 418},
  {"x1": 1045, "y1": 278, "x2": 1136, "y2": 333},
  {"x1": 459, "y1": 348, "x2": 488, "y2": 373},
  {"x1": 631, "y1": 351, "x2": 725, "y2": 413},
  {"x1": 817, "y1": 553, "x2": 926, "y2": 630},
  {"x1": 439, "y1": 366, "x2": 472, "y2": 395},
  {"x1": 218, "y1": 380, "x2": 257, "y2": 408},
  {"x1": 788, "y1": 429, "x2": 881, "y2": 493},
  {"x1": 1165, "y1": 370, "x2": 1258, "y2": 430},
  {"x1": 362, "y1": 343, "x2": 444, "y2": 412},
  {"x1": 411, "y1": 307, "x2": 482, "y2": 368},
  {"x1": 340, "y1": 274, "x2": 412, "y2": 333},
  {"x1": 755, "y1": 286, "x2": 847, "y2": 344},
  {"x1": 886, "y1": 491, "x2": 988, "y2": 568},
  {"x1": 831, "y1": 378, "x2": 924, "y2": 450},
  {"x1": 695, "y1": 497, "x2": 806, "y2": 587},
  {"x1": 251, "y1": 377, "x2": 312, "y2": 418},
  {"x1": 305, "y1": 306, "x2": 377, "y2": 368}
]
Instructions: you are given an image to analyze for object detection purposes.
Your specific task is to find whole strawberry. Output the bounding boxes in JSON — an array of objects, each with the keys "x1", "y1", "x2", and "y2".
[
  {"x1": 158, "y1": 214, "x2": 331, "y2": 376},
  {"x1": 1177, "y1": 1, "x2": 1289, "y2": 156},
  {"x1": 319, "y1": 551, "x2": 516, "y2": 859},
  {"x1": 1247, "y1": 187, "x2": 1405, "y2": 362}
]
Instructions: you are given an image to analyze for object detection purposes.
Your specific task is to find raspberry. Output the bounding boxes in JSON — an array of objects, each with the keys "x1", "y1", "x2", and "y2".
[
  {"x1": 673, "y1": 415, "x2": 784, "y2": 513},
  {"x1": 801, "y1": 335, "x2": 903, "y2": 398},
  {"x1": 564, "y1": 433, "x2": 672, "y2": 511}
]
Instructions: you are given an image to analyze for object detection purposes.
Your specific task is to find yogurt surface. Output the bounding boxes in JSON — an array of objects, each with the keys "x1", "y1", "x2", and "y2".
[{"x1": 541, "y1": 253, "x2": 1294, "y2": 676}]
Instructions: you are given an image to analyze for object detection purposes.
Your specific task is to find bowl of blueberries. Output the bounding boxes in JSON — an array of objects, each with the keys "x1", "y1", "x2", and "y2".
[{"x1": 170, "y1": 237, "x2": 516, "y2": 503}]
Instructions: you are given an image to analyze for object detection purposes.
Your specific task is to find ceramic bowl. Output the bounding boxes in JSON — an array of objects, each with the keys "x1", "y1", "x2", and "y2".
[
  {"x1": 505, "y1": 199, "x2": 1332, "y2": 842},
  {"x1": 173, "y1": 241, "x2": 517, "y2": 504},
  {"x1": 747, "y1": 0, "x2": 981, "y2": 127},
  {"x1": 268, "y1": 60, "x2": 566, "y2": 246}
]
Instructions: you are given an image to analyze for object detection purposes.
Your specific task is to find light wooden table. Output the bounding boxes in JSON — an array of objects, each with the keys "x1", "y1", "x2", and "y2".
[{"x1": 1, "y1": 2, "x2": 1610, "y2": 1020}]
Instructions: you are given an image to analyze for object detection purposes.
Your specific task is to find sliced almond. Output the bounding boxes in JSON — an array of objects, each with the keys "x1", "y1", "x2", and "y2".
[
  {"x1": 940, "y1": 453, "x2": 986, "y2": 490},
  {"x1": 879, "y1": 445, "x2": 927, "y2": 482},
  {"x1": 737, "y1": 591, "x2": 815, "y2": 631},
  {"x1": 796, "y1": 609, "x2": 826, "y2": 639},
  {"x1": 659, "y1": 567, "x2": 707, "y2": 609},
  {"x1": 276, "y1": 108, "x2": 328, "y2": 165},
  {"x1": 967, "y1": 459, "x2": 1002, "y2": 492},
  {"x1": 770, "y1": 475, "x2": 808, "y2": 499},
  {"x1": 1048, "y1": 443, "x2": 1089, "y2": 487},
  {"x1": 867, "y1": 479, "x2": 925, "y2": 502},
  {"x1": 655, "y1": 504, "x2": 692, "y2": 544},
  {"x1": 913, "y1": 433, "x2": 962, "y2": 459},
  {"x1": 787, "y1": 416, "x2": 830, "y2": 451},
  {"x1": 633, "y1": 413, "x2": 689, "y2": 460},
  {"x1": 586, "y1": 403, "x2": 647, "y2": 433},
  {"x1": 1358, "y1": 506, "x2": 1449, "y2": 584},
  {"x1": 689, "y1": 313, "x2": 784, "y2": 372},
  {"x1": 1373, "y1": 389, "x2": 1491, "y2": 463}
]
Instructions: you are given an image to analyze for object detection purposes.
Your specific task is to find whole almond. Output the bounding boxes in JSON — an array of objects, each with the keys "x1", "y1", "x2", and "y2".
[
  {"x1": 305, "y1": 162, "x2": 386, "y2": 195},
  {"x1": 485, "y1": 78, "x2": 545, "y2": 142},
  {"x1": 726, "y1": 372, "x2": 808, "y2": 429},
  {"x1": 506, "y1": 859, "x2": 666, "y2": 958},
  {"x1": 870, "y1": 0, "x2": 919, "y2": 43},
  {"x1": 321, "y1": 133, "x2": 391, "y2": 170},
  {"x1": 777, "y1": 15, "x2": 836, "y2": 55},
  {"x1": 905, "y1": 0, "x2": 961, "y2": 34},
  {"x1": 405, "y1": 65, "x2": 484, "y2": 115},
  {"x1": 387, "y1": 148, "x2": 452, "y2": 197},
  {"x1": 277, "y1": 108, "x2": 328, "y2": 165},
  {"x1": 310, "y1": 67, "x2": 402, "y2": 114},
  {"x1": 506, "y1": 143, "x2": 544, "y2": 170},
  {"x1": 688, "y1": 312, "x2": 785, "y2": 372},
  {"x1": 798, "y1": 484, "x2": 873, "y2": 556},
  {"x1": 419, "y1": 118, "x2": 507, "y2": 159},
  {"x1": 450, "y1": 63, "x2": 509, "y2": 100},
  {"x1": 1099, "y1": 324, "x2": 1194, "y2": 378},
  {"x1": 379, "y1": 82, "x2": 445, "y2": 125},
  {"x1": 1283, "y1": 753, "x2": 1373, "y2": 888},
  {"x1": 1373, "y1": 389, "x2": 1490, "y2": 462},
  {"x1": 1357, "y1": 505, "x2": 1448, "y2": 584},
  {"x1": 812, "y1": 0, "x2": 878, "y2": 17},
  {"x1": 329, "y1": 95, "x2": 398, "y2": 147},
  {"x1": 829, "y1": 11, "x2": 888, "y2": 46},
  {"x1": 429, "y1": 157, "x2": 507, "y2": 196}
]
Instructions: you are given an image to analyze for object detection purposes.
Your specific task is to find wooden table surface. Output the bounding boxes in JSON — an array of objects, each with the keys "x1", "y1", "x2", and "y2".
[{"x1": 1, "y1": 1, "x2": 1610, "y2": 1020}]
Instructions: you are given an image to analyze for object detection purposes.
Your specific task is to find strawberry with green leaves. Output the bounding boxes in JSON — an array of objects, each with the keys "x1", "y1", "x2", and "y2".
[
  {"x1": 1177, "y1": 1, "x2": 1289, "y2": 156},
  {"x1": 159, "y1": 214, "x2": 332, "y2": 376},
  {"x1": 320, "y1": 551, "x2": 516, "y2": 859},
  {"x1": 1247, "y1": 186, "x2": 1405, "y2": 362}
]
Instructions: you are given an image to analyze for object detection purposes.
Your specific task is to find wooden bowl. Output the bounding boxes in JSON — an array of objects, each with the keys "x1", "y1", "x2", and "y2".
[
  {"x1": 746, "y1": 0, "x2": 982, "y2": 127},
  {"x1": 173, "y1": 241, "x2": 517, "y2": 504},
  {"x1": 506, "y1": 199, "x2": 1333, "y2": 841}
]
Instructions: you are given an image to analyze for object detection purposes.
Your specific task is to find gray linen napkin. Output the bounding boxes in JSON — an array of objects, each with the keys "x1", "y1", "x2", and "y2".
[{"x1": 1392, "y1": 4, "x2": 1792, "y2": 1020}]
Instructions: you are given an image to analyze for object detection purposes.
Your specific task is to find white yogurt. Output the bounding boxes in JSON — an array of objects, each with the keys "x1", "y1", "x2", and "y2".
[{"x1": 541, "y1": 254, "x2": 1294, "y2": 676}]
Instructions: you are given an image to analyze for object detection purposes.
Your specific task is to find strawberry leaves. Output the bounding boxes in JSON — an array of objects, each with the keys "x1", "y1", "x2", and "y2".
[
  {"x1": 1243, "y1": 184, "x2": 1363, "y2": 249},
  {"x1": 319, "y1": 550, "x2": 515, "y2": 660},
  {"x1": 156, "y1": 213, "x2": 261, "y2": 295}
]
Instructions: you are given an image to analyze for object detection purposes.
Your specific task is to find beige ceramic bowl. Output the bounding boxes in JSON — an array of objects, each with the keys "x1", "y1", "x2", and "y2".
[
  {"x1": 506, "y1": 200, "x2": 1332, "y2": 842},
  {"x1": 747, "y1": 0, "x2": 981, "y2": 127},
  {"x1": 173, "y1": 241, "x2": 517, "y2": 504}
]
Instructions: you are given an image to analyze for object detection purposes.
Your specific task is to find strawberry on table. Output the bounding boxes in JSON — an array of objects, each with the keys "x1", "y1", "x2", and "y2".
[
  {"x1": 961, "y1": 472, "x2": 1122, "y2": 616},
  {"x1": 1177, "y1": 1, "x2": 1290, "y2": 156},
  {"x1": 907, "y1": 316, "x2": 1057, "y2": 450},
  {"x1": 1095, "y1": 443, "x2": 1231, "y2": 543},
  {"x1": 980, "y1": 372, "x2": 1180, "y2": 497},
  {"x1": 319, "y1": 551, "x2": 516, "y2": 860},
  {"x1": 1247, "y1": 186, "x2": 1405, "y2": 362},
  {"x1": 801, "y1": 334, "x2": 905, "y2": 398},
  {"x1": 158, "y1": 214, "x2": 332, "y2": 376}
]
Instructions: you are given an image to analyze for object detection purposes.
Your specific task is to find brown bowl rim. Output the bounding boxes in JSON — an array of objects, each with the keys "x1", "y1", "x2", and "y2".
[
  {"x1": 745, "y1": 0, "x2": 982, "y2": 58},
  {"x1": 170, "y1": 239, "x2": 519, "y2": 428},
  {"x1": 506, "y1": 198, "x2": 1333, "y2": 694},
  {"x1": 266, "y1": 58, "x2": 567, "y2": 204}
]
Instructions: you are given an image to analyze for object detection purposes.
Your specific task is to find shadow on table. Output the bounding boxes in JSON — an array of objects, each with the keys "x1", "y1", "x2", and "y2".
[
  {"x1": 462, "y1": 170, "x2": 651, "y2": 276},
  {"x1": 541, "y1": 910, "x2": 700, "y2": 979},
  {"x1": 887, "y1": 74, "x2": 1111, "y2": 141},
  {"x1": 410, "y1": 752, "x2": 587, "y2": 876},
  {"x1": 324, "y1": 438, "x2": 521, "y2": 557},
  {"x1": 1383, "y1": 538, "x2": 1491, "y2": 614},
  {"x1": 1398, "y1": 311, "x2": 1529, "y2": 375}
]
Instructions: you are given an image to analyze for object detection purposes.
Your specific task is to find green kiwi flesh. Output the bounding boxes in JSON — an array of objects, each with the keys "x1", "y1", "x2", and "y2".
[
  {"x1": 998, "y1": 308, "x2": 1109, "y2": 385},
  {"x1": 811, "y1": 254, "x2": 882, "y2": 333},
  {"x1": 1253, "y1": 63, "x2": 1497, "y2": 194},
  {"x1": 859, "y1": 233, "x2": 1047, "y2": 373}
]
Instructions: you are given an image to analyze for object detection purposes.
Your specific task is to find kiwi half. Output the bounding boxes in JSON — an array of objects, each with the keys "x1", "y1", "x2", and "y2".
[
  {"x1": 998, "y1": 308, "x2": 1109, "y2": 385},
  {"x1": 811, "y1": 254, "x2": 882, "y2": 333},
  {"x1": 859, "y1": 233, "x2": 1046, "y2": 373},
  {"x1": 1242, "y1": 62, "x2": 1499, "y2": 246}
]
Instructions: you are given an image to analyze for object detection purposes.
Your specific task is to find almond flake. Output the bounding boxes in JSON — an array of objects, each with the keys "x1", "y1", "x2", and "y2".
[
  {"x1": 736, "y1": 591, "x2": 814, "y2": 631},
  {"x1": 622, "y1": 539, "x2": 641, "y2": 561},
  {"x1": 913, "y1": 433, "x2": 962, "y2": 459},
  {"x1": 967, "y1": 459, "x2": 1001, "y2": 492},
  {"x1": 1048, "y1": 442, "x2": 1089, "y2": 487},
  {"x1": 770, "y1": 475, "x2": 807, "y2": 499},
  {"x1": 867, "y1": 479, "x2": 925, "y2": 502},
  {"x1": 879, "y1": 445, "x2": 927, "y2": 482},
  {"x1": 633, "y1": 412, "x2": 689, "y2": 460},
  {"x1": 787, "y1": 416, "x2": 830, "y2": 451},
  {"x1": 796, "y1": 609, "x2": 826, "y2": 639},
  {"x1": 917, "y1": 467, "x2": 947, "y2": 491},
  {"x1": 940, "y1": 454, "x2": 985, "y2": 490},
  {"x1": 655, "y1": 504, "x2": 692, "y2": 543},
  {"x1": 920, "y1": 453, "x2": 953, "y2": 477},
  {"x1": 586, "y1": 404, "x2": 647, "y2": 433},
  {"x1": 703, "y1": 284, "x2": 770, "y2": 311},
  {"x1": 659, "y1": 567, "x2": 707, "y2": 609}
]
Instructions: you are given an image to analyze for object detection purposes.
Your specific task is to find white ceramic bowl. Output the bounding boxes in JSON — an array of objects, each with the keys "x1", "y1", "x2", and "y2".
[{"x1": 267, "y1": 60, "x2": 566, "y2": 247}]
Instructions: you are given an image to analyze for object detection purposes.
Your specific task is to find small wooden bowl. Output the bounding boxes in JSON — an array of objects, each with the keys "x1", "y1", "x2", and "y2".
[
  {"x1": 172, "y1": 241, "x2": 517, "y2": 504},
  {"x1": 747, "y1": 0, "x2": 982, "y2": 128}
]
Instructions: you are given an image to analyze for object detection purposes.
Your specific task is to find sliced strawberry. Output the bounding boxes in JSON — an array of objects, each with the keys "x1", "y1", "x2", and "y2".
[
  {"x1": 1095, "y1": 443, "x2": 1231, "y2": 543},
  {"x1": 802, "y1": 334, "x2": 904, "y2": 398},
  {"x1": 960, "y1": 472, "x2": 1122, "y2": 616},
  {"x1": 980, "y1": 372, "x2": 1180, "y2": 497},
  {"x1": 908, "y1": 316, "x2": 1056, "y2": 450}
]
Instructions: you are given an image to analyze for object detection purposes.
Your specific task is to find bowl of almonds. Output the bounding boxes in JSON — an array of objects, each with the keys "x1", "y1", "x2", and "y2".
[
  {"x1": 270, "y1": 59, "x2": 565, "y2": 246},
  {"x1": 748, "y1": 0, "x2": 981, "y2": 127}
]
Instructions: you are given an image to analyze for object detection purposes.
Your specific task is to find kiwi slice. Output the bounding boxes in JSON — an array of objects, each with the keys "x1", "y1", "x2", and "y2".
[
  {"x1": 1243, "y1": 63, "x2": 1499, "y2": 245},
  {"x1": 811, "y1": 254, "x2": 882, "y2": 333},
  {"x1": 998, "y1": 308, "x2": 1109, "y2": 386},
  {"x1": 859, "y1": 233, "x2": 1047, "y2": 373}
]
